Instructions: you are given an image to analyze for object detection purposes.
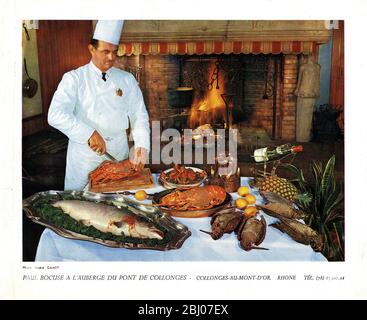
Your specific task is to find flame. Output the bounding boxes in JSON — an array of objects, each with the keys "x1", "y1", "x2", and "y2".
[{"x1": 188, "y1": 61, "x2": 227, "y2": 128}]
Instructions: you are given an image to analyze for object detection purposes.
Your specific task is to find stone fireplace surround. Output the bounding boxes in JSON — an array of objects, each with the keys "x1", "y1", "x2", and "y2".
[
  {"x1": 113, "y1": 20, "x2": 330, "y2": 142},
  {"x1": 116, "y1": 52, "x2": 311, "y2": 142}
]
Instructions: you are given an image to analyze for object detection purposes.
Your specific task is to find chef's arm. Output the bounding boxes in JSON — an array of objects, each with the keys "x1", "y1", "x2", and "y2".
[
  {"x1": 48, "y1": 72, "x2": 95, "y2": 144},
  {"x1": 127, "y1": 75, "x2": 151, "y2": 153}
]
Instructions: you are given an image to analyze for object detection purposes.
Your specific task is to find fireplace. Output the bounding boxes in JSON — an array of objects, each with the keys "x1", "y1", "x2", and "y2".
[
  {"x1": 181, "y1": 54, "x2": 282, "y2": 133},
  {"x1": 114, "y1": 20, "x2": 330, "y2": 146},
  {"x1": 116, "y1": 52, "x2": 300, "y2": 144}
]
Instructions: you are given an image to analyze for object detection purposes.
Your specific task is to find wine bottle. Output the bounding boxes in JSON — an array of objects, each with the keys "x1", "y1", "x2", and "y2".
[
  {"x1": 238, "y1": 144, "x2": 303, "y2": 163},
  {"x1": 252, "y1": 144, "x2": 303, "y2": 162}
]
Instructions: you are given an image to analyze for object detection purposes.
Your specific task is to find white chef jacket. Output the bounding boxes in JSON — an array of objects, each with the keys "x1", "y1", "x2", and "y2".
[{"x1": 48, "y1": 61, "x2": 150, "y2": 191}]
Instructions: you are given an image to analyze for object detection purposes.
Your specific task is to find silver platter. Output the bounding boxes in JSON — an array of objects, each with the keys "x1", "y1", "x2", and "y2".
[{"x1": 23, "y1": 190, "x2": 191, "y2": 251}]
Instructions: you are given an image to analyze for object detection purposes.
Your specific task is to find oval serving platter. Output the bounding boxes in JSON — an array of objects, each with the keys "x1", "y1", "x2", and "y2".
[
  {"x1": 152, "y1": 188, "x2": 232, "y2": 218},
  {"x1": 23, "y1": 190, "x2": 191, "y2": 251}
]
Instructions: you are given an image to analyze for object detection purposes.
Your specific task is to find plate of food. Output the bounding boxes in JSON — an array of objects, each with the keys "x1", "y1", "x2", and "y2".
[
  {"x1": 23, "y1": 190, "x2": 191, "y2": 250},
  {"x1": 152, "y1": 185, "x2": 232, "y2": 218},
  {"x1": 159, "y1": 164, "x2": 207, "y2": 189}
]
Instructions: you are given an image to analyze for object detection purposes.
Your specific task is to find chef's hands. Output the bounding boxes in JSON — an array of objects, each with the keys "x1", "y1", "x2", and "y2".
[
  {"x1": 88, "y1": 130, "x2": 106, "y2": 155},
  {"x1": 131, "y1": 147, "x2": 148, "y2": 171},
  {"x1": 88, "y1": 131, "x2": 148, "y2": 168}
]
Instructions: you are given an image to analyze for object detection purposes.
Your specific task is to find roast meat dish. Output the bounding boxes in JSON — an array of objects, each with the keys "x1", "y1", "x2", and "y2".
[{"x1": 89, "y1": 159, "x2": 142, "y2": 185}]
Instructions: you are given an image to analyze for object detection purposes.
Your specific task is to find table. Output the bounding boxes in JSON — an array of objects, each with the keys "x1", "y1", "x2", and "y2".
[{"x1": 35, "y1": 176, "x2": 327, "y2": 262}]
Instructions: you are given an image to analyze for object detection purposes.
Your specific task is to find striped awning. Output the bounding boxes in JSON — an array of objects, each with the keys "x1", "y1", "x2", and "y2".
[{"x1": 118, "y1": 40, "x2": 317, "y2": 56}]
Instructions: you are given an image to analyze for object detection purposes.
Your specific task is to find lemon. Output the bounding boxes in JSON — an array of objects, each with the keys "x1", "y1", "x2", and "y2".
[
  {"x1": 235, "y1": 198, "x2": 248, "y2": 209},
  {"x1": 244, "y1": 193, "x2": 257, "y2": 205},
  {"x1": 134, "y1": 190, "x2": 148, "y2": 201},
  {"x1": 244, "y1": 206, "x2": 258, "y2": 218},
  {"x1": 237, "y1": 186, "x2": 250, "y2": 197}
]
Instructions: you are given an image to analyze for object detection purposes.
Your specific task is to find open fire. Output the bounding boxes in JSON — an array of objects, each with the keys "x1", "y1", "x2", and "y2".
[{"x1": 188, "y1": 60, "x2": 228, "y2": 129}]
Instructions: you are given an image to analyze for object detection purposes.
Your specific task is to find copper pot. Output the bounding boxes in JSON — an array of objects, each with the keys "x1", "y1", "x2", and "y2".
[
  {"x1": 166, "y1": 87, "x2": 194, "y2": 108},
  {"x1": 23, "y1": 58, "x2": 38, "y2": 98}
]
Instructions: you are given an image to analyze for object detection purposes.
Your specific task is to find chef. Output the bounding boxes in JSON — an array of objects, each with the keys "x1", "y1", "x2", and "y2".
[{"x1": 48, "y1": 20, "x2": 150, "y2": 190}]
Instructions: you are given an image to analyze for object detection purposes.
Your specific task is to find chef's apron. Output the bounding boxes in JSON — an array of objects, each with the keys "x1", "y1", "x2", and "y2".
[{"x1": 65, "y1": 75, "x2": 129, "y2": 191}]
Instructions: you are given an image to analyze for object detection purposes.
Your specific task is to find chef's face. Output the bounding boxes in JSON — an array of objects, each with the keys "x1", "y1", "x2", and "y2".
[{"x1": 88, "y1": 40, "x2": 118, "y2": 72}]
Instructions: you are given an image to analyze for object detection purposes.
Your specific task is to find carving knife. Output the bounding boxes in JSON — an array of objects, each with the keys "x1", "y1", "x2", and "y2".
[
  {"x1": 88, "y1": 140, "x2": 119, "y2": 162},
  {"x1": 104, "y1": 151, "x2": 119, "y2": 162}
]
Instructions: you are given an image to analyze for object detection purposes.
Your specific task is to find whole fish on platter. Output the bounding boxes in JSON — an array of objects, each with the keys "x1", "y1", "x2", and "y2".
[{"x1": 53, "y1": 200, "x2": 164, "y2": 240}]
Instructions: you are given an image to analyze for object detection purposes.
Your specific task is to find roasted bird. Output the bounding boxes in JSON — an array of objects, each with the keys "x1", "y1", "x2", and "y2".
[
  {"x1": 200, "y1": 207, "x2": 243, "y2": 240},
  {"x1": 257, "y1": 191, "x2": 307, "y2": 220},
  {"x1": 270, "y1": 217, "x2": 324, "y2": 252},
  {"x1": 237, "y1": 215, "x2": 268, "y2": 251}
]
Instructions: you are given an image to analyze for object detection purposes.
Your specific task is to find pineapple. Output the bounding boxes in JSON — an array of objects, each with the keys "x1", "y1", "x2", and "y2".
[
  {"x1": 249, "y1": 160, "x2": 312, "y2": 206},
  {"x1": 252, "y1": 174, "x2": 311, "y2": 205},
  {"x1": 257, "y1": 175, "x2": 298, "y2": 201}
]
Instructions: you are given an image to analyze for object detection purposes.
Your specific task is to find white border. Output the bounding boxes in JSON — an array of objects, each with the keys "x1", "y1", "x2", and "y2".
[{"x1": 1, "y1": 0, "x2": 367, "y2": 300}]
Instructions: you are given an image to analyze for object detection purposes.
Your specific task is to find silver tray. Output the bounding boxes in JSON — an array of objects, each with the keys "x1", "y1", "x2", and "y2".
[{"x1": 23, "y1": 190, "x2": 191, "y2": 251}]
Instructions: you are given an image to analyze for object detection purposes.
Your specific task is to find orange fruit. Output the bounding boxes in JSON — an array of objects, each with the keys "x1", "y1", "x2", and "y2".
[
  {"x1": 134, "y1": 190, "x2": 148, "y2": 201},
  {"x1": 244, "y1": 193, "x2": 256, "y2": 205},
  {"x1": 237, "y1": 186, "x2": 250, "y2": 197},
  {"x1": 235, "y1": 198, "x2": 248, "y2": 209},
  {"x1": 244, "y1": 206, "x2": 258, "y2": 218}
]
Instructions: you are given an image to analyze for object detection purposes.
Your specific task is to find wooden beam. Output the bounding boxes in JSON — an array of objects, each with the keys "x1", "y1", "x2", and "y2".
[{"x1": 120, "y1": 20, "x2": 331, "y2": 43}]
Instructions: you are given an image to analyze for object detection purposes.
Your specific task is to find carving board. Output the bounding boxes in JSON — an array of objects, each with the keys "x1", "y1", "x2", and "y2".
[{"x1": 89, "y1": 168, "x2": 155, "y2": 193}]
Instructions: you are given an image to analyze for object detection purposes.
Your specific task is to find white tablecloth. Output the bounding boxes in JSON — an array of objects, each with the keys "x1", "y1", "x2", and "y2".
[{"x1": 35, "y1": 176, "x2": 327, "y2": 262}]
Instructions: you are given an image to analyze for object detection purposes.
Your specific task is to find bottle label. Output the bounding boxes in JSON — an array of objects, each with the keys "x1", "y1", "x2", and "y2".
[
  {"x1": 276, "y1": 146, "x2": 284, "y2": 154},
  {"x1": 254, "y1": 147, "x2": 268, "y2": 162}
]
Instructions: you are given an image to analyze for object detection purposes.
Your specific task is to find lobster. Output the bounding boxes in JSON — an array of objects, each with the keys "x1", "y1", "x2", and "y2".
[
  {"x1": 157, "y1": 185, "x2": 227, "y2": 211},
  {"x1": 89, "y1": 159, "x2": 142, "y2": 185}
]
